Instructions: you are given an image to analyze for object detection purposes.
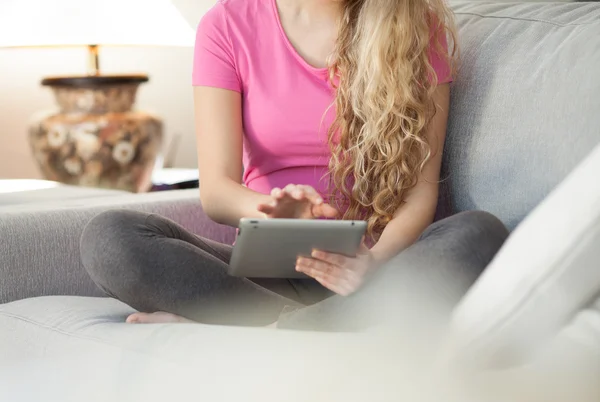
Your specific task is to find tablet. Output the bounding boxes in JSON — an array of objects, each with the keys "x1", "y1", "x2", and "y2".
[{"x1": 228, "y1": 218, "x2": 367, "y2": 278}]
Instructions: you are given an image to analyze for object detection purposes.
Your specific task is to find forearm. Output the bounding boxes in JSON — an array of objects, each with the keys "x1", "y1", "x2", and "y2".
[
  {"x1": 200, "y1": 179, "x2": 271, "y2": 227},
  {"x1": 370, "y1": 197, "x2": 437, "y2": 264},
  {"x1": 368, "y1": 85, "x2": 449, "y2": 263}
]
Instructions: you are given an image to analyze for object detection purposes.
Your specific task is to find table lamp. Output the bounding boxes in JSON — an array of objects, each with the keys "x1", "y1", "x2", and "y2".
[{"x1": 0, "y1": 0, "x2": 195, "y2": 192}]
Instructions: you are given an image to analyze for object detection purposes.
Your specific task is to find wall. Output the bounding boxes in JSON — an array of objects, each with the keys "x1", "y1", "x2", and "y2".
[{"x1": 0, "y1": 0, "x2": 215, "y2": 179}]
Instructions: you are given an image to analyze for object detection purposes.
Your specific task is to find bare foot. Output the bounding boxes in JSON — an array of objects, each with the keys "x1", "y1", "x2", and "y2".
[{"x1": 126, "y1": 312, "x2": 195, "y2": 324}]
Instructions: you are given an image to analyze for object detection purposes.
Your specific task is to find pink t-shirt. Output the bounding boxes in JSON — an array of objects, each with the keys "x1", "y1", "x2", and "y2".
[{"x1": 193, "y1": 0, "x2": 451, "y2": 199}]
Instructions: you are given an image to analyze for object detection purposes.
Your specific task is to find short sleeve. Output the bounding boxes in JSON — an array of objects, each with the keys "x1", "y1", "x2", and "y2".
[
  {"x1": 192, "y1": 3, "x2": 241, "y2": 92},
  {"x1": 428, "y1": 24, "x2": 453, "y2": 85}
]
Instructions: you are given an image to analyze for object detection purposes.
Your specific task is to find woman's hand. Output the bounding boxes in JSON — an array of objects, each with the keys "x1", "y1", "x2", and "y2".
[
  {"x1": 296, "y1": 241, "x2": 375, "y2": 296},
  {"x1": 257, "y1": 184, "x2": 339, "y2": 219}
]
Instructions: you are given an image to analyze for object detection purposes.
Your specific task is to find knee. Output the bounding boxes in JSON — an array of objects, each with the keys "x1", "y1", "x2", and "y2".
[
  {"x1": 423, "y1": 210, "x2": 509, "y2": 252},
  {"x1": 81, "y1": 209, "x2": 147, "y2": 251},
  {"x1": 80, "y1": 209, "x2": 148, "y2": 279},
  {"x1": 449, "y1": 210, "x2": 508, "y2": 235}
]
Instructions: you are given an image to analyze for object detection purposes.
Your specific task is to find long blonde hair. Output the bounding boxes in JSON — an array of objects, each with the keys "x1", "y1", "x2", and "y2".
[{"x1": 327, "y1": 0, "x2": 457, "y2": 239}]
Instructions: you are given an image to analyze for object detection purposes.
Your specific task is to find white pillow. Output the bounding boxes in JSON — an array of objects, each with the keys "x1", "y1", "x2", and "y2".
[{"x1": 448, "y1": 142, "x2": 600, "y2": 369}]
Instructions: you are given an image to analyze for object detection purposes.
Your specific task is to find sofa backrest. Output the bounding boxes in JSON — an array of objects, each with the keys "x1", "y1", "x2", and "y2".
[{"x1": 437, "y1": 2, "x2": 600, "y2": 230}]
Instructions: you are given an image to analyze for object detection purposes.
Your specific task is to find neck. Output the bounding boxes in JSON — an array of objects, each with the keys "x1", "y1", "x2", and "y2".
[{"x1": 283, "y1": 0, "x2": 342, "y2": 23}]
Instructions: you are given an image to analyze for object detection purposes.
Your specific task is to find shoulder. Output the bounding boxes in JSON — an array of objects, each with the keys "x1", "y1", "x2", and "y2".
[
  {"x1": 201, "y1": 0, "x2": 271, "y2": 24},
  {"x1": 198, "y1": 0, "x2": 271, "y2": 40}
]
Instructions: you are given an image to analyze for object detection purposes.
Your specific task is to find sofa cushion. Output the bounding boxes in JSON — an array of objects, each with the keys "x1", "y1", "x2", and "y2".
[
  {"x1": 448, "y1": 142, "x2": 600, "y2": 369},
  {"x1": 0, "y1": 296, "x2": 441, "y2": 402},
  {"x1": 438, "y1": 2, "x2": 600, "y2": 230}
]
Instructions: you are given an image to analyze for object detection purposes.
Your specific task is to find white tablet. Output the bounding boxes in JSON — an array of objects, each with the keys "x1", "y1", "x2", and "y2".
[{"x1": 228, "y1": 218, "x2": 367, "y2": 278}]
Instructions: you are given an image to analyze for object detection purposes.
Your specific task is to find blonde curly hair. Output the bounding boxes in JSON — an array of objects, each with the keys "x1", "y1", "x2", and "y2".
[{"x1": 327, "y1": 0, "x2": 457, "y2": 239}]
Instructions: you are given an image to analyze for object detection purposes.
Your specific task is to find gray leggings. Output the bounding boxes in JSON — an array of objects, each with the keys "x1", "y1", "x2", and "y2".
[{"x1": 80, "y1": 210, "x2": 508, "y2": 331}]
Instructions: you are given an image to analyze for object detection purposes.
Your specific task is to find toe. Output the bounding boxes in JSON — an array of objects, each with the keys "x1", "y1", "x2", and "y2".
[
  {"x1": 126, "y1": 313, "x2": 144, "y2": 324},
  {"x1": 126, "y1": 311, "x2": 195, "y2": 324}
]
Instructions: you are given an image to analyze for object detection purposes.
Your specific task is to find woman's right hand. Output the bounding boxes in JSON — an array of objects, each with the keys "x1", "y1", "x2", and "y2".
[{"x1": 257, "y1": 184, "x2": 339, "y2": 219}]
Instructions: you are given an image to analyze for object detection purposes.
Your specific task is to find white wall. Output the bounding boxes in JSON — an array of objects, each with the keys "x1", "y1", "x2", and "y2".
[{"x1": 0, "y1": 0, "x2": 215, "y2": 179}]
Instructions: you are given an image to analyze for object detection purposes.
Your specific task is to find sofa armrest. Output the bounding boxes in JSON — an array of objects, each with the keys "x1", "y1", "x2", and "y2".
[{"x1": 0, "y1": 189, "x2": 236, "y2": 304}]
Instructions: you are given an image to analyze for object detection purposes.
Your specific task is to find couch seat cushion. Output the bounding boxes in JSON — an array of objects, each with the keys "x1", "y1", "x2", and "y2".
[{"x1": 0, "y1": 296, "x2": 433, "y2": 402}]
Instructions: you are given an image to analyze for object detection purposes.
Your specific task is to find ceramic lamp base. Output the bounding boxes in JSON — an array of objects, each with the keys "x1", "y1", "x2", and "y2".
[{"x1": 28, "y1": 75, "x2": 163, "y2": 193}]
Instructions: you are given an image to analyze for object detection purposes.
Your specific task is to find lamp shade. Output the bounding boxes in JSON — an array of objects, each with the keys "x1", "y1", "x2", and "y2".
[{"x1": 0, "y1": 0, "x2": 195, "y2": 48}]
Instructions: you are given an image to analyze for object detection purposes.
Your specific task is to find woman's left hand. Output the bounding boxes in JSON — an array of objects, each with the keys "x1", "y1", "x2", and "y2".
[{"x1": 296, "y1": 242, "x2": 375, "y2": 296}]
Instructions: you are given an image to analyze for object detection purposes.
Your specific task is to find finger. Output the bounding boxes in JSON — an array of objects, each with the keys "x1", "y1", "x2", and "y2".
[
  {"x1": 298, "y1": 264, "x2": 347, "y2": 294},
  {"x1": 329, "y1": 272, "x2": 363, "y2": 296},
  {"x1": 314, "y1": 275, "x2": 353, "y2": 296},
  {"x1": 292, "y1": 188, "x2": 305, "y2": 200},
  {"x1": 283, "y1": 184, "x2": 297, "y2": 195},
  {"x1": 298, "y1": 185, "x2": 323, "y2": 205},
  {"x1": 311, "y1": 250, "x2": 348, "y2": 267},
  {"x1": 296, "y1": 256, "x2": 343, "y2": 279},
  {"x1": 311, "y1": 203, "x2": 339, "y2": 218},
  {"x1": 296, "y1": 258, "x2": 358, "y2": 296},
  {"x1": 323, "y1": 204, "x2": 340, "y2": 218},
  {"x1": 284, "y1": 184, "x2": 306, "y2": 200},
  {"x1": 306, "y1": 253, "x2": 365, "y2": 289},
  {"x1": 257, "y1": 203, "x2": 275, "y2": 215},
  {"x1": 270, "y1": 187, "x2": 284, "y2": 199},
  {"x1": 358, "y1": 240, "x2": 370, "y2": 253}
]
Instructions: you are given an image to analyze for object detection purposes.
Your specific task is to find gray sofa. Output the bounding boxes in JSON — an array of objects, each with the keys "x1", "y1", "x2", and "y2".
[{"x1": 1, "y1": 2, "x2": 599, "y2": 401}]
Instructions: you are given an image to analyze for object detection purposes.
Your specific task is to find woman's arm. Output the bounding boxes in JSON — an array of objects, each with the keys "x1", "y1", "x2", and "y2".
[
  {"x1": 369, "y1": 84, "x2": 451, "y2": 263},
  {"x1": 194, "y1": 86, "x2": 272, "y2": 226},
  {"x1": 295, "y1": 84, "x2": 451, "y2": 295},
  {"x1": 194, "y1": 87, "x2": 337, "y2": 226}
]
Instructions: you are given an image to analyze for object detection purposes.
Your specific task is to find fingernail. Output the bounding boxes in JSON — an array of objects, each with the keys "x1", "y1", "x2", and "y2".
[{"x1": 311, "y1": 250, "x2": 320, "y2": 258}]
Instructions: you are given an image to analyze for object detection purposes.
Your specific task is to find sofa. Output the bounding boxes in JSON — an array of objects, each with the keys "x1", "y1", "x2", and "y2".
[{"x1": 1, "y1": 2, "x2": 599, "y2": 401}]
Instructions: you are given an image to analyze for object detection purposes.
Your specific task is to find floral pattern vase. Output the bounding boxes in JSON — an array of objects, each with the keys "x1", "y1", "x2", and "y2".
[{"x1": 29, "y1": 76, "x2": 162, "y2": 192}]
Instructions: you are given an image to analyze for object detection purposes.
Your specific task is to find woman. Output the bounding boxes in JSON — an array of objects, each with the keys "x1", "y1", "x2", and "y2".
[{"x1": 80, "y1": 0, "x2": 508, "y2": 329}]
